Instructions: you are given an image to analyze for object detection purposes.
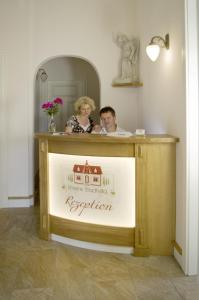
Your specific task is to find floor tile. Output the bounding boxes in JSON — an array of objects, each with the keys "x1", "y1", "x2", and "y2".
[{"x1": 0, "y1": 206, "x2": 197, "y2": 300}]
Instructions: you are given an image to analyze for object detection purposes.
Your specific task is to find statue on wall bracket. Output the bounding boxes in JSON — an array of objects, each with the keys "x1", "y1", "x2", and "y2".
[{"x1": 113, "y1": 33, "x2": 140, "y2": 84}]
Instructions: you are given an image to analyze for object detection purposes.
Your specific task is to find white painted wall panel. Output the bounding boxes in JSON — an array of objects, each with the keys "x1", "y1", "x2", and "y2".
[
  {"x1": 135, "y1": 0, "x2": 186, "y2": 271},
  {"x1": 0, "y1": 0, "x2": 138, "y2": 202}
]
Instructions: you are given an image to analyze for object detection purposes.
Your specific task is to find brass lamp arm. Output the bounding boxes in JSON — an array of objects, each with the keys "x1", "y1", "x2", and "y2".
[{"x1": 149, "y1": 34, "x2": 169, "y2": 49}]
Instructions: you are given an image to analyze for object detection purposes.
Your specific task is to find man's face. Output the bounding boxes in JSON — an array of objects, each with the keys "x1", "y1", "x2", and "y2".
[{"x1": 100, "y1": 112, "x2": 116, "y2": 130}]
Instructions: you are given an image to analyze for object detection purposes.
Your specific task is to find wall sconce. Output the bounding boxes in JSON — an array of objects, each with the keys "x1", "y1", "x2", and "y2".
[
  {"x1": 37, "y1": 68, "x2": 48, "y2": 81},
  {"x1": 146, "y1": 34, "x2": 170, "y2": 61}
]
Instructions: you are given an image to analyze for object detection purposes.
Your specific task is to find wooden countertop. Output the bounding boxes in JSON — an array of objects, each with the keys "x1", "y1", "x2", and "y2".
[{"x1": 35, "y1": 132, "x2": 179, "y2": 144}]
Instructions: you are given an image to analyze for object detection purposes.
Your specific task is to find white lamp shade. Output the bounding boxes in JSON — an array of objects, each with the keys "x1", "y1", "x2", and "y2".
[{"x1": 146, "y1": 44, "x2": 160, "y2": 61}]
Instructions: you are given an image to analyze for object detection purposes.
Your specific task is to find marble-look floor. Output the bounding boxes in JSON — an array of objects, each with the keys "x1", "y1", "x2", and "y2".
[{"x1": 0, "y1": 206, "x2": 199, "y2": 300}]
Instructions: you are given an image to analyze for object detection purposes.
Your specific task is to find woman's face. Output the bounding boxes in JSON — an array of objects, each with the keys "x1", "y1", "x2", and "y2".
[{"x1": 79, "y1": 103, "x2": 92, "y2": 117}]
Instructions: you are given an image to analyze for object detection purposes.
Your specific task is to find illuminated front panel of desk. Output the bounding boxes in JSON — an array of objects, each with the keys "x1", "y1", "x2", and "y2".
[
  {"x1": 36, "y1": 133, "x2": 178, "y2": 256},
  {"x1": 49, "y1": 154, "x2": 135, "y2": 227}
]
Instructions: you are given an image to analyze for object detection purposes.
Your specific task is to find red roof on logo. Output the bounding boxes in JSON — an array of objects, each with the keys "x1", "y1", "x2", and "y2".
[{"x1": 73, "y1": 160, "x2": 102, "y2": 175}]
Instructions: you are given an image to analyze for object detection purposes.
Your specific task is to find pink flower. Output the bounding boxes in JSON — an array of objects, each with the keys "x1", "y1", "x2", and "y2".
[
  {"x1": 41, "y1": 98, "x2": 63, "y2": 116},
  {"x1": 54, "y1": 97, "x2": 63, "y2": 105},
  {"x1": 47, "y1": 102, "x2": 54, "y2": 108}
]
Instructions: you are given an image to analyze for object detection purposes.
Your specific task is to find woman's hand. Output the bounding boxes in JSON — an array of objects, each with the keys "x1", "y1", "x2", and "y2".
[
  {"x1": 92, "y1": 124, "x2": 102, "y2": 133},
  {"x1": 65, "y1": 126, "x2": 73, "y2": 134}
]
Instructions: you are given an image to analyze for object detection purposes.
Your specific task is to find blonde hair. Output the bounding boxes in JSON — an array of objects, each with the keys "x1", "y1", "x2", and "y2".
[{"x1": 74, "y1": 96, "x2": 96, "y2": 114}]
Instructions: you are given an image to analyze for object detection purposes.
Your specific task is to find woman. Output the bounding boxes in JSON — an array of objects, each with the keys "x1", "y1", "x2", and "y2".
[{"x1": 65, "y1": 96, "x2": 96, "y2": 133}]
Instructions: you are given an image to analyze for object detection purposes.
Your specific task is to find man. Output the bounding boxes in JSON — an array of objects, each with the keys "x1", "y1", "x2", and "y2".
[
  {"x1": 93, "y1": 106, "x2": 130, "y2": 135},
  {"x1": 99, "y1": 106, "x2": 124, "y2": 133}
]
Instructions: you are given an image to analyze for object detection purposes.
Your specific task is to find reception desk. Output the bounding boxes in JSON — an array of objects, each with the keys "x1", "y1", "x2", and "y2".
[{"x1": 36, "y1": 133, "x2": 178, "y2": 256}]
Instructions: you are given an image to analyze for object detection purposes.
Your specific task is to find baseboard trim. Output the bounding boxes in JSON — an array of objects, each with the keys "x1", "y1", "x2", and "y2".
[
  {"x1": 7, "y1": 195, "x2": 34, "y2": 207},
  {"x1": 8, "y1": 194, "x2": 34, "y2": 200},
  {"x1": 172, "y1": 240, "x2": 182, "y2": 255},
  {"x1": 51, "y1": 234, "x2": 134, "y2": 254}
]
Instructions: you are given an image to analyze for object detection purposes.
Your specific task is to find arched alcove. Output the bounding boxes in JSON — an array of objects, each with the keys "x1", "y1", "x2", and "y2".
[
  {"x1": 34, "y1": 56, "x2": 100, "y2": 202},
  {"x1": 35, "y1": 56, "x2": 100, "y2": 132}
]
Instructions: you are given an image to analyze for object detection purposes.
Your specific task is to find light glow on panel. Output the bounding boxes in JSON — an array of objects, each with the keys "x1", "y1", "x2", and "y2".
[{"x1": 48, "y1": 154, "x2": 135, "y2": 227}]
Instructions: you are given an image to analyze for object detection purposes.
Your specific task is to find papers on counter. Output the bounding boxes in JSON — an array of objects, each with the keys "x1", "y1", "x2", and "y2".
[
  {"x1": 106, "y1": 131, "x2": 133, "y2": 137},
  {"x1": 52, "y1": 132, "x2": 134, "y2": 138}
]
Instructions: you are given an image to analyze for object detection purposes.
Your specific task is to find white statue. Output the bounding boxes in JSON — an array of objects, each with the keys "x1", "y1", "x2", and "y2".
[{"x1": 113, "y1": 33, "x2": 139, "y2": 84}]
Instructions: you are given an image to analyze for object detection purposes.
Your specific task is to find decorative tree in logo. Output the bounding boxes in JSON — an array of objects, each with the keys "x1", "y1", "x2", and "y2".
[
  {"x1": 68, "y1": 174, "x2": 73, "y2": 182},
  {"x1": 102, "y1": 177, "x2": 110, "y2": 186}
]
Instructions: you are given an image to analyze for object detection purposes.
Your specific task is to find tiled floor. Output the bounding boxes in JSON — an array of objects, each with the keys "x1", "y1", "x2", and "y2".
[{"x1": 0, "y1": 206, "x2": 198, "y2": 300}]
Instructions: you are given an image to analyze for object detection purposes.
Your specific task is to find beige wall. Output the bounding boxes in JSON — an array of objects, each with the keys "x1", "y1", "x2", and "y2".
[
  {"x1": 0, "y1": 0, "x2": 194, "y2": 274},
  {"x1": 30, "y1": 0, "x2": 139, "y2": 131},
  {"x1": 134, "y1": 0, "x2": 186, "y2": 270},
  {"x1": 0, "y1": 0, "x2": 138, "y2": 205}
]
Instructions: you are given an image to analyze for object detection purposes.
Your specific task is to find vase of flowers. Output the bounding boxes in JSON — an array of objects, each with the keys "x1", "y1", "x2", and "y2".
[
  {"x1": 41, "y1": 97, "x2": 63, "y2": 132},
  {"x1": 48, "y1": 113, "x2": 56, "y2": 133}
]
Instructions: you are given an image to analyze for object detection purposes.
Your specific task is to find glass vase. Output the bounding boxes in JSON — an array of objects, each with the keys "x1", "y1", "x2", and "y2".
[{"x1": 48, "y1": 114, "x2": 56, "y2": 133}]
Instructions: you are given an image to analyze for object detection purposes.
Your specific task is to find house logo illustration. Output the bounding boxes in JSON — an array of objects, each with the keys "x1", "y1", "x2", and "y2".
[{"x1": 73, "y1": 160, "x2": 102, "y2": 186}]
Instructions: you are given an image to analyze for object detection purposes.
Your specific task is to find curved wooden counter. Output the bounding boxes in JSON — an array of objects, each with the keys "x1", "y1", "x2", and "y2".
[{"x1": 36, "y1": 133, "x2": 179, "y2": 256}]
